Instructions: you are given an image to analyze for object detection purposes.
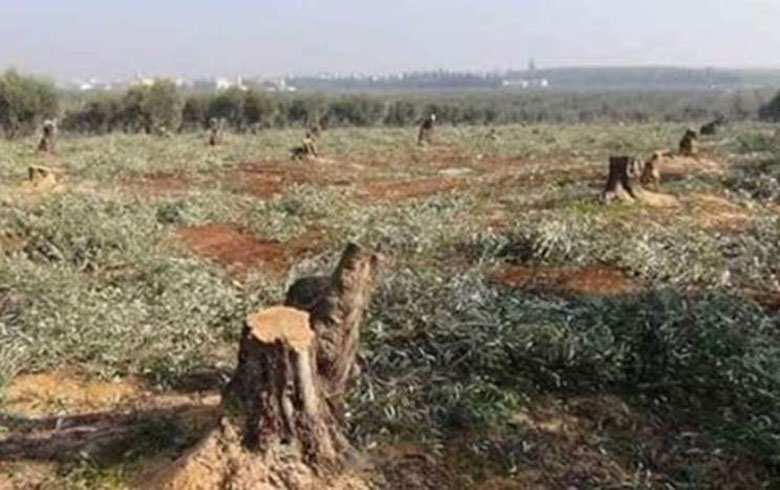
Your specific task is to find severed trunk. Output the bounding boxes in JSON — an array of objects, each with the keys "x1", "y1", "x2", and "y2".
[
  {"x1": 602, "y1": 155, "x2": 678, "y2": 207},
  {"x1": 602, "y1": 156, "x2": 641, "y2": 203},
  {"x1": 226, "y1": 307, "x2": 348, "y2": 466},
  {"x1": 153, "y1": 243, "x2": 381, "y2": 490},
  {"x1": 639, "y1": 152, "x2": 661, "y2": 191}
]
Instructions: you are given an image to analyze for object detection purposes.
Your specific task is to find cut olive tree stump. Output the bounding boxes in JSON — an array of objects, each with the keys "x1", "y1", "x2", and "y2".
[
  {"x1": 601, "y1": 155, "x2": 677, "y2": 207},
  {"x1": 27, "y1": 165, "x2": 58, "y2": 191},
  {"x1": 37, "y1": 120, "x2": 56, "y2": 153},
  {"x1": 154, "y1": 243, "x2": 382, "y2": 490},
  {"x1": 154, "y1": 307, "x2": 348, "y2": 490}
]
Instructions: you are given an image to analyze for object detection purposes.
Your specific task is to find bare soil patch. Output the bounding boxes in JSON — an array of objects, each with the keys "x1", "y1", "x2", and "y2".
[
  {"x1": 659, "y1": 155, "x2": 724, "y2": 178},
  {"x1": 175, "y1": 223, "x2": 287, "y2": 275},
  {"x1": 4, "y1": 371, "x2": 144, "y2": 417},
  {"x1": 491, "y1": 265, "x2": 640, "y2": 296},
  {"x1": 357, "y1": 177, "x2": 467, "y2": 200},
  {"x1": 130, "y1": 172, "x2": 191, "y2": 197},
  {"x1": 174, "y1": 223, "x2": 321, "y2": 276},
  {"x1": 0, "y1": 234, "x2": 25, "y2": 254},
  {"x1": 228, "y1": 159, "x2": 367, "y2": 198},
  {"x1": 1, "y1": 370, "x2": 220, "y2": 465},
  {"x1": 685, "y1": 193, "x2": 753, "y2": 231}
]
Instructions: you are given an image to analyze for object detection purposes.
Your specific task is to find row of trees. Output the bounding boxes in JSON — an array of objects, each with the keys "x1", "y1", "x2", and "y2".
[
  {"x1": 62, "y1": 86, "x2": 780, "y2": 134},
  {"x1": 3, "y1": 70, "x2": 780, "y2": 138}
]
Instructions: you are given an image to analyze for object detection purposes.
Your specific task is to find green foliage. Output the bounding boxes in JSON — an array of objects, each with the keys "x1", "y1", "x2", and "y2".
[
  {"x1": 759, "y1": 91, "x2": 780, "y2": 122},
  {"x1": 61, "y1": 94, "x2": 121, "y2": 134},
  {"x1": 0, "y1": 193, "x2": 273, "y2": 387},
  {"x1": 57, "y1": 88, "x2": 777, "y2": 136},
  {"x1": 728, "y1": 129, "x2": 780, "y2": 201},
  {"x1": 324, "y1": 95, "x2": 386, "y2": 127},
  {"x1": 180, "y1": 94, "x2": 208, "y2": 131},
  {"x1": 143, "y1": 79, "x2": 182, "y2": 131},
  {"x1": 353, "y1": 271, "x2": 780, "y2": 472},
  {"x1": 0, "y1": 69, "x2": 58, "y2": 138}
]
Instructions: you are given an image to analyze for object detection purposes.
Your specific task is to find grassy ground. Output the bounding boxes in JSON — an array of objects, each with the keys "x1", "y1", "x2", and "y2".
[{"x1": 1, "y1": 122, "x2": 780, "y2": 488}]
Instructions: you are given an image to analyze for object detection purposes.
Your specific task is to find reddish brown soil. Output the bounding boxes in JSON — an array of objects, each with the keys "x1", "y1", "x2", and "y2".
[
  {"x1": 129, "y1": 172, "x2": 191, "y2": 197},
  {"x1": 357, "y1": 177, "x2": 467, "y2": 200},
  {"x1": 175, "y1": 223, "x2": 286, "y2": 275},
  {"x1": 744, "y1": 290, "x2": 780, "y2": 310},
  {"x1": 174, "y1": 223, "x2": 321, "y2": 276},
  {"x1": 228, "y1": 160, "x2": 365, "y2": 198},
  {"x1": 0, "y1": 233, "x2": 25, "y2": 253},
  {"x1": 491, "y1": 265, "x2": 639, "y2": 296}
]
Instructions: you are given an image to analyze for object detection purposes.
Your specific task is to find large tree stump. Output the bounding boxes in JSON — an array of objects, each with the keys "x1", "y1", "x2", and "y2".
[
  {"x1": 154, "y1": 307, "x2": 348, "y2": 489},
  {"x1": 601, "y1": 155, "x2": 677, "y2": 207},
  {"x1": 154, "y1": 243, "x2": 382, "y2": 490},
  {"x1": 602, "y1": 156, "x2": 641, "y2": 203}
]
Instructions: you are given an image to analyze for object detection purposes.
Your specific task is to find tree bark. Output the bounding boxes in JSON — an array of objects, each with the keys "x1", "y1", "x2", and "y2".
[
  {"x1": 602, "y1": 155, "x2": 678, "y2": 207},
  {"x1": 602, "y1": 156, "x2": 640, "y2": 203},
  {"x1": 153, "y1": 243, "x2": 382, "y2": 490}
]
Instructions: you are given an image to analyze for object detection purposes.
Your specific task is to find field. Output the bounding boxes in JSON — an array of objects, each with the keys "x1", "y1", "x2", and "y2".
[{"x1": 1, "y1": 122, "x2": 780, "y2": 488}]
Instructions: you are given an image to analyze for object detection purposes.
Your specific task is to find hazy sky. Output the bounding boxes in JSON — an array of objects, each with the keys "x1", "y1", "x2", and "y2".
[{"x1": 1, "y1": 0, "x2": 778, "y2": 80}]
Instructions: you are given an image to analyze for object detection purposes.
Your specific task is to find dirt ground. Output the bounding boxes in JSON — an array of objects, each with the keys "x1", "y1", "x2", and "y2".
[
  {"x1": 174, "y1": 223, "x2": 322, "y2": 277},
  {"x1": 491, "y1": 265, "x2": 640, "y2": 296}
]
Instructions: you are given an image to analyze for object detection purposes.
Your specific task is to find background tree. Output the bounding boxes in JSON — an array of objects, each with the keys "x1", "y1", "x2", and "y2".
[
  {"x1": 206, "y1": 87, "x2": 246, "y2": 130},
  {"x1": 143, "y1": 79, "x2": 182, "y2": 132},
  {"x1": 180, "y1": 94, "x2": 208, "y2": 131},
  {"x1": 759, "y1": 91, "x2": 780, "y2": 122},
  {"x1": 0, "y1": 70, "x2": 58, "y2": 138},
  {"x1": 243, "y1": 90, "x2": 277, "y2": 129}
]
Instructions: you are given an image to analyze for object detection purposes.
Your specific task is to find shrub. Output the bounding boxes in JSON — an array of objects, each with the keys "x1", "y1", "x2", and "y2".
[
  {"x1": 0, "y1": 69, "x2": 59, "y2": 138},
  {"x1": 759, "y1": 91, "x2": 780, "y2": 122}
]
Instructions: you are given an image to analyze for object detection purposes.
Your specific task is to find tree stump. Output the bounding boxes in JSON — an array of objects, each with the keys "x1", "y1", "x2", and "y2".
[
  {"x1": 154, "y1": 243, "x2": 382, "y2": 490},
  {"x1": 602, "y1": 155, "x2": 678, "y2": 207},
  {"x1": 678, "y1": 129, "x2": 698, "y2": 157},
  {"x1": 639, "y1": 152, "x2": 662, "y2": 191},
  {"x1": 37, "y1": 120, "x2": 56, "y2": 153},
  {"x1": 602, "y1": 156, "x2": 641, "y2": 202},
  {"x1": 154, "y1": 307, "x2": 349, "y2": 490},
  {"x1": 417, "y1": 114, "x2": 436, "y2": 146},
  {"x1": 27, "y1": 165, "x2": 57, "y2": 190},
  {"x1": 208, "y1": 118, "x2": 224, "y2": 146}
]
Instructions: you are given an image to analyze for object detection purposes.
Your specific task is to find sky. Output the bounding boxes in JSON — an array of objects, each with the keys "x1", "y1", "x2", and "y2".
[{"x1": 1, "y1": 0, "x2": 778, "y2": 81}]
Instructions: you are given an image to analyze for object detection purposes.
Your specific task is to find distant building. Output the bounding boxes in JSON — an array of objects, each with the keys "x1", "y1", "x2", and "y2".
[
  {"x1": 257, "y1": 78, "x2": 297, "y2": 92},
  {"x1": 78, "y1": 79, "x2": 113, "y2": 91},
  {"x1": 214, "y1": 76, "x2": 249, "y2": 91},
  {"x1": 501, "y1": 77, "x2": 549, "y2": 89}
]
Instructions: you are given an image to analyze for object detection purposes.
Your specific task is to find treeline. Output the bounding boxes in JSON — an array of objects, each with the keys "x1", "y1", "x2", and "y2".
[
  {"x1": 289, "y1": 67, "x2": 780, "y2": 92},
  {"x1": 60, "y1": 85, "x2": 779, "y2": 134},
  {"x1": 3, "y1": 70, "x2": 780, "y2": 138}
]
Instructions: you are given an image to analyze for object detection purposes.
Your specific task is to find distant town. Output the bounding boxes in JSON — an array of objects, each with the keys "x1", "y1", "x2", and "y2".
[{"x1": 58, "y1": 63, "x2": 780, "y2": 94}]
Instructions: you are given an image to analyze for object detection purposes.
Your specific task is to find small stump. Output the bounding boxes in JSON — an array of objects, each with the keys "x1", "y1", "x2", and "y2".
[
  {"x1": 28, "y1": 165, "x2": 57, "y2": 190},
  {"x1": 37, "y1": 120, "x2": 56, "y2": 153}
]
